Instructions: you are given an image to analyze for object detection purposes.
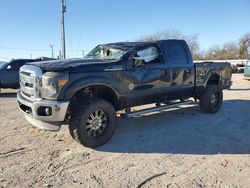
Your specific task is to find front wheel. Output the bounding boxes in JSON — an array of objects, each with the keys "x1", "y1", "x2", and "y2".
[
  {"x1": 69, "y1": 98, "x2": 117, "y2": 148},
  {"x1": 199, "y1": 85, "x2": 223, "y2": 113}
]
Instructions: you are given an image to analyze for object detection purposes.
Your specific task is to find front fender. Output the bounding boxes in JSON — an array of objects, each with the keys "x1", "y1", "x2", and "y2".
[{"x1": 58, "y1": 76, "x2": 121, "y2": 100}]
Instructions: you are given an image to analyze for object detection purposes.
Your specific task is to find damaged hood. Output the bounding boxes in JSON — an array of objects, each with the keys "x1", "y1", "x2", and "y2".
[{"x1": 28, "y1": 58, "x2": 113, "y2": 72}]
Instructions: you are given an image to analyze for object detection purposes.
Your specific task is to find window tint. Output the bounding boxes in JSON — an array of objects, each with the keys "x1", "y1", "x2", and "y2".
[
  {"x1": 135, "y1": 46, "x2": 160, "y2": 63},
  {"x1": 165, "y1": 43, "x2": 188, "y2": 64}
]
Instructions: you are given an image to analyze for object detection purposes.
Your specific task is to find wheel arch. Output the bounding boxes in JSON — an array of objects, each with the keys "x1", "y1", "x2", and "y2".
[
  {"x1": 205, "y1": 72, "x2": 221, "y2": 86},
  {"x1": 59, "y1": 77, "x2": 120, "y2": 109}
]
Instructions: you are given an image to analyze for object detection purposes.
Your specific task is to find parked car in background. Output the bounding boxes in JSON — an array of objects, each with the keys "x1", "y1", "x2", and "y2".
[
  {"x1": 0, "y1": 57, "x2": 55, "y2": 91},
  {"x1": 0, "y1": 61, "x2": 7, "y2": 65},
  {"x1": 244, "y1": 60, "x2": 250, "y2": 78},
  {"x1": 0, "y1": 61, "x2": 8, "y2": 70}
]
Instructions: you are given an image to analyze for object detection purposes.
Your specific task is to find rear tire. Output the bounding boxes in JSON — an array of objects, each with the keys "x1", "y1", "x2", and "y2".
[
  {"x1": 69, "y1": 98, "x2": 117, "y2": 148},
  {"x1": 199, "y1": 85, "x2": 223, "y2": 113}
]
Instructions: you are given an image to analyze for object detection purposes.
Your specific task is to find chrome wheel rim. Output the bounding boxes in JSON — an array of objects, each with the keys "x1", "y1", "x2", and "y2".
[{"x1": 85, "y1": 110, "x2": 107, "y2": 137}]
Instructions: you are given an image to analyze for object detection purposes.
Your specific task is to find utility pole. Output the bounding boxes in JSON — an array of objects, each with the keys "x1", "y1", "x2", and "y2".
[
  {"x1": 61, "y1": 0, "x2": 66, "y2": 59},
  {"x1": 50, "y1": 44, "x2": 54, "y2": 58}
]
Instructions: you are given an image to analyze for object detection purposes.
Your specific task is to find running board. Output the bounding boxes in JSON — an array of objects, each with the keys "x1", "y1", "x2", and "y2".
[{"x1": 125, "y1": 100, "x2": 195, "y2": 118}]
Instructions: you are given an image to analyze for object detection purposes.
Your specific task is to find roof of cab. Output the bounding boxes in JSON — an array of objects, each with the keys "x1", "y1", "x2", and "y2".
[{"x1": 104, "y1": 40, "x2": 186, "y2": 51}]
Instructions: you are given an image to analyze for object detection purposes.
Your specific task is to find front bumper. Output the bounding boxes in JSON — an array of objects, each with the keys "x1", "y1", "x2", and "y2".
[{"x1": 17, "y1": 91, "x2": 70, "y2": 131}]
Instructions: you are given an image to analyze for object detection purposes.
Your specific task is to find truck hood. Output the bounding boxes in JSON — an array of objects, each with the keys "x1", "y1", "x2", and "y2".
[{"x1": 27, "y1": 58, "x2": 113, "y2": 72}]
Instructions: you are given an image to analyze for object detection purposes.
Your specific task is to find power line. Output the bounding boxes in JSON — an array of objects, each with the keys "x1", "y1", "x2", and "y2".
[
  {"x1": 0, "y1": 46, "x2": 80, "y2": 52},
  {"x1": 0, "y1": 57, "x2": 13, "y2": 60},
  {"x1": 0, "y1": 47, "x2": 50, "y2": 51}
]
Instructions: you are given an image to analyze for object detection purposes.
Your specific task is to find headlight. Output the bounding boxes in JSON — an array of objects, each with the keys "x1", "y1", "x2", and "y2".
[{"x1": 41, "y1": 72, "x2": 69, "y2": 99}]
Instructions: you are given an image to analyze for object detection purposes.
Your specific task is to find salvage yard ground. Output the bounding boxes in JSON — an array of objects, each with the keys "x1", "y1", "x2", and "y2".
[{"x1": 0, "y1": 74, "x2": 250, "y2": 188}]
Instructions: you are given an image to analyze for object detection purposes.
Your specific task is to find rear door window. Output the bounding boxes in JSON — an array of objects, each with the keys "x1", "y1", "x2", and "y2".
[{"x1": 163, "y1": 43, "x2": 189, "y2": 65}]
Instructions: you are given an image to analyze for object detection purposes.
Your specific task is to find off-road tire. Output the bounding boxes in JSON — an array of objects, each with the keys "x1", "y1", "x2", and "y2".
[
  {"x1": 199, "y1": 85, "x2": 223, "y2": 113},
  {"x1": 69, "y1": 98, "x2": 117, "y2": 148}
]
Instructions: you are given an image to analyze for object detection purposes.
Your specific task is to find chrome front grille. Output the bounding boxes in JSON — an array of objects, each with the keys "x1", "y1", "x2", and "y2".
[
  {"x1": 19, "y1": 65, "x2": 43, "y2": 101},
  {"x1": 20, "y1": 72, "x2": 34, "y2": 98}
]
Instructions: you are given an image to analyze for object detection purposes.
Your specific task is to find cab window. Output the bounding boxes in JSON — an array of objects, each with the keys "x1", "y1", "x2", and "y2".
[{"x1": 133, "y1": 46, "x2": 160, "y2": 64}]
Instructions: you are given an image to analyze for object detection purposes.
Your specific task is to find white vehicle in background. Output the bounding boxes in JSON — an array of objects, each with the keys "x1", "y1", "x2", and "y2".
[{"x1": 244, "y1": 60, "x2": 250, "y2": 78}]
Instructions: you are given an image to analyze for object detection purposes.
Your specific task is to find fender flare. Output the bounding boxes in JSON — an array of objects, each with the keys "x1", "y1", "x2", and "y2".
[
  {"x1": 204, "y1": 72, "x2": 221, "y2": 87},
  {"x1": 58, "y1": 76, "x2": 121, "y2": 100}
]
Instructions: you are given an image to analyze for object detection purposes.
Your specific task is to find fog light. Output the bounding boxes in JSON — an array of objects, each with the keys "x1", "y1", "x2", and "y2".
[{"x1": 45, "y1": 107, "x2": 52, "y2": 116}]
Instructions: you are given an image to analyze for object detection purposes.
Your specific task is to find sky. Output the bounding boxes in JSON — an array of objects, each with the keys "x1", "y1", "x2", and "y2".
[{"x1": 0, "y1": 0, "x2": 249, "y2": 61}]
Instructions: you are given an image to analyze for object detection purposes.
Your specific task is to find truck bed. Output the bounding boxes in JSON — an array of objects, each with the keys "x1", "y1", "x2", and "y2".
[{"x1": 194, "y1": 61, "x2": 232, "y2": 89}]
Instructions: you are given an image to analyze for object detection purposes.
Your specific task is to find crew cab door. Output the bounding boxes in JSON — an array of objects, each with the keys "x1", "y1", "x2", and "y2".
[
  {"x1": 159, "y1": 40, "x2": 195, "y2": 99},
  {"x1": 121, "y1": 44, "x2": 171, "y2": 106}
]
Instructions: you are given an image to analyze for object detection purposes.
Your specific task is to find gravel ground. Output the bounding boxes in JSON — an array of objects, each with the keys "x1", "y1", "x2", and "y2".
[{"x1": 0, "y1": 74, "x2": 250, "y2": 188}]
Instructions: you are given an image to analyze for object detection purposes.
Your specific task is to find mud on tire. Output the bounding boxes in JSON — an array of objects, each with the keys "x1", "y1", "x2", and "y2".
[{"x1": 69, "y1": 98, "x2": 117, "y2": 148}]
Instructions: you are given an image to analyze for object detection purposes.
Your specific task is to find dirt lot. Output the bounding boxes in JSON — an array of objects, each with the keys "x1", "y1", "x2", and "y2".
[{"x1": 0, "y1": 74, "x2": 250, "y2": 188}]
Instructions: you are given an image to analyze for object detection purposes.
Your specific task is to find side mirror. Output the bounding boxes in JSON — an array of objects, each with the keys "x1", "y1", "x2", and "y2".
[
  {"x1": 132, "y1": 57, "x2": 145, "y2": 67},
  {"x1": 6, "y1": 65, "x2": 12, "y2": 70}
]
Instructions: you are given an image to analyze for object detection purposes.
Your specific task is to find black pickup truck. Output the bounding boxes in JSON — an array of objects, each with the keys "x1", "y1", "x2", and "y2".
[{"x1": 17, "y1": 40, "x2": 232, "y2": 148}]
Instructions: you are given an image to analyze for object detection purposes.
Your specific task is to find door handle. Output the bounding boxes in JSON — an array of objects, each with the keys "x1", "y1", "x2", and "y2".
[{"x1": 104, "y1": 66, "x2": 123, "y2": 71}]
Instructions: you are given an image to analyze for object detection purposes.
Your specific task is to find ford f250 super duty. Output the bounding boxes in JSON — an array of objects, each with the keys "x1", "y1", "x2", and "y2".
[{"x1": 17, "y1": 40, "x2": 232, "y2": 148}]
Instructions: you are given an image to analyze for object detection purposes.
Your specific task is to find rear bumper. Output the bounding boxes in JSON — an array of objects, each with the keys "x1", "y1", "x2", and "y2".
[{"x1": 17, "y1": 91, "x2": 70, "y2": 130}]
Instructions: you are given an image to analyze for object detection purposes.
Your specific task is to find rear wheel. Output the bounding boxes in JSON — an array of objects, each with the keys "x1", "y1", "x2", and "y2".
[
  {"x1": 199, "y1": 85, "x2": 223, "y2": 113},
  {"x1": 69, "y1": 98, "x2": 117, "y2": 148}
]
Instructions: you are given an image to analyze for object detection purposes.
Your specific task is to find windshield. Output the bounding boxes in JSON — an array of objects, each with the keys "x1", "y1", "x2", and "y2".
[
  {"x1": 0, "y1": 62, "x2": 8, "y2": 69},
  {"x1": 85, "y1": 45, "x2": 127, "y2": 60}
]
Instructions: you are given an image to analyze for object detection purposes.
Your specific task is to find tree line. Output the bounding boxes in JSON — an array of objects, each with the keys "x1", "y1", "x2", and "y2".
[{"x1": 136, "y1": 29, "x2": 250, "y2": 60}]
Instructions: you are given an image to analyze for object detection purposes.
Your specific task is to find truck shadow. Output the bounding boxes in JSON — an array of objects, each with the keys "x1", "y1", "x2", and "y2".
[
  {"x1": 98, "y1": 99, "x2": 250, "y2": 154},
  {"x1": 0, "y1": 92, "x2": 17, "y2": 98},
  {"x1": 229, "y1": 88, "x2": 250, "y2": 91}
]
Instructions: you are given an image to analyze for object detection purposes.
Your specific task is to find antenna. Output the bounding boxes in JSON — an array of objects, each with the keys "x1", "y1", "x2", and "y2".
[{"x1": 61, "y1": 0, "x2": 66, "y2": 59}]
